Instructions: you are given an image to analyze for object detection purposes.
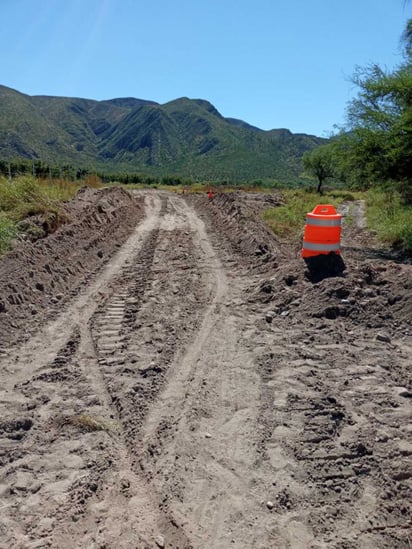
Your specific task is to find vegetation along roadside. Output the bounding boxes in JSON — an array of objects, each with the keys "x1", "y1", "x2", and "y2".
[{"x1": 0, "y1": 176, "x2": 96, "y2": 255}]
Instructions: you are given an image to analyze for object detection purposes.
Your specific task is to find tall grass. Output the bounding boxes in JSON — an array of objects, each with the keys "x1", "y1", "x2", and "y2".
[
  {"x1": 0, "y1": 176, "x2": 87, "y2": 255},
  {"x1": 0, "y1": 212, "x2": 17, "y2": 255},
  {"x1": 0, "y1": 176, "x2": 82, "y2": 217},
  {"x1": 262, "y1": 189, "x2": 354, "y2": 239},
  {"x1": 366, "y1": 188, "x2": 412, "y2": 251}
]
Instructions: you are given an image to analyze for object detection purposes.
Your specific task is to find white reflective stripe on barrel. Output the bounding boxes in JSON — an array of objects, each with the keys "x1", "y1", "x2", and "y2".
[
  {"x1": 302, "y1": 241, "x2": 341, "y2": 251},
  {"x1": 305, "y1": 217, "x2": 341, "y2": 227}
]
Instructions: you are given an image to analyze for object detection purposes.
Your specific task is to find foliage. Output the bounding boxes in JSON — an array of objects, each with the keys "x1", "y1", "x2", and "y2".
[
  {"x1": 0, "y1": 158, "x2": 91, "y2": 181},
  {"x1": 326, "y1": 19, "x2": 412, "y2": 202},
  {"x1": 0, "y1": 176, "x2": 67, "y2": 220},
  {"x1": 0, "y1": 212, "x2": 17, "y2": 254},
  {"x1": 161, "y1": 175, "x2": 184, "y2": 186}
]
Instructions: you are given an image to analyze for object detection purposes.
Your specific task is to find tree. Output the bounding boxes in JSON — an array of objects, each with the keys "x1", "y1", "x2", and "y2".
[
  {"x1": 303, "y1": 145, "x2": 335, "y2": 193},
  {"x1": 332, "y1": 19, "x2": 412, "y2": 201}
]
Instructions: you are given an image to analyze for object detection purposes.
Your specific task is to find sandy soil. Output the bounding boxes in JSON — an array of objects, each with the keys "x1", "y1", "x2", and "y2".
[{"x1": 0, "y1": 188, "x2": 410, "y2": 549}]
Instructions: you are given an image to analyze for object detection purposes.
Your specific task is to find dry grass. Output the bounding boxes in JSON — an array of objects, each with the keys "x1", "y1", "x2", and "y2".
[
  {"x1": 0, "y1": 175, "x2": 101, "y2": 256},
  {"x1": 56, "y1": 413, "x2": 120, "y2": 433}
]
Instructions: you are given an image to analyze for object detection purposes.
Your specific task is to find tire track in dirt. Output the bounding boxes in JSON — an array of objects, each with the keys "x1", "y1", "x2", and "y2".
[
  {"x1": 0, "y1": 193, "x2": 161, "y2": 388},
  {"x1": 135, "y1": 198, "x2": 281, "y2": 548},
  {"x1": 249, "y1": 325, "x2": 412, "y2": 548},
  {"x1": 0, "y1": 193, "x2": 197, "y2": 548},
  {"x1": 87, "y1": 194, "x2": 218, "y2": 546}
]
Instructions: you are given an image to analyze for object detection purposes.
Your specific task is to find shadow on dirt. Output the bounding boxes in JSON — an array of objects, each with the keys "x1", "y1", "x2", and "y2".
[{"x1": 304, "y1": 253, "x2": 347, "y2": 283}]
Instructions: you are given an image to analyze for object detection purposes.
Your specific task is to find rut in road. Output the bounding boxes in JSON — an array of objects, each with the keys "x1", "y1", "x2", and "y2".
[
  {"x1": 0, "y1": 193, "x2": 205, "y2": 548},
  {"x1": 127, "y1": 196, "x2": 281, "y2": 549}
]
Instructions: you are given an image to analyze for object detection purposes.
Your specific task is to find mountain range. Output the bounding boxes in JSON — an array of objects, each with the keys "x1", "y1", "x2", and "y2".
[{"x1": 0, "y1": 85, "x2": 325, "y2": 182}]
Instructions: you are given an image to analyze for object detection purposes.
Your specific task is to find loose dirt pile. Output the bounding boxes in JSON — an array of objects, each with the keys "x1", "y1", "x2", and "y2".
[
  {"x1": 254, "y1": 258, "x2": 411, "y2": 333},
  {"x1": 189, "y1": 191, "x2": 282, "y2": 269},
  {"x1": 0, "y1": 186, "x2": 144, "y2": 348},
  {"x1": 0, "y1": 189, "x2": 410, "y2": 549}
]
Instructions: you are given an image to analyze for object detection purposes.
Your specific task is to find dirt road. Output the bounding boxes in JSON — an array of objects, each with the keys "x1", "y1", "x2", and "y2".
[{"x1": 0, "y1": 190, "x2": 410, "y2": 548}]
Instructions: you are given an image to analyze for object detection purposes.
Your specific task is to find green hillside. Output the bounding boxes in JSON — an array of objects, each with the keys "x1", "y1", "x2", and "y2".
[{"x1": 0, "y1": 85, "x2": 326, "y2": 182}]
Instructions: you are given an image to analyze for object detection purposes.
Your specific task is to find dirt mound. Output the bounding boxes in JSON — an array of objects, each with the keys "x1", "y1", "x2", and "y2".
[
  {"x1": 0, "y1": 186, "x2": 144, "y2": 348},
  {"x1": 190, "y1": 191, "x2": 282, "y2": 269},
  {"x1": 254, "y1": 254, "x2": 411, "y2": 337}
]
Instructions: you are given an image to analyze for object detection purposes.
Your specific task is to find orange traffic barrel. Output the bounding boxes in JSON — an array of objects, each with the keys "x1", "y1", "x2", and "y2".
[{"x1": 302, "y1": 204, "x2": 342, "y2": 258}]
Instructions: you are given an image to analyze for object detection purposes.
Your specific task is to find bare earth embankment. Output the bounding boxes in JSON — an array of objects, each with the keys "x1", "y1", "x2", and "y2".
[{"x1": 0, "y1": 188, "x2": 410, "y2": 549}]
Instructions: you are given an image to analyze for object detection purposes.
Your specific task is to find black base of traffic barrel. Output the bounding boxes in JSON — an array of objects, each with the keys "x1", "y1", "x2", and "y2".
[{"x1": 304, "y1": 252, "x2": 346, "y2": 283}]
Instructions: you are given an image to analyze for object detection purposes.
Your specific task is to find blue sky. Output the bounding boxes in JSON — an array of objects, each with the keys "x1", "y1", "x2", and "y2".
[{"x1": 1, "y1": 0, "x2": 410, "y2": 136}]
